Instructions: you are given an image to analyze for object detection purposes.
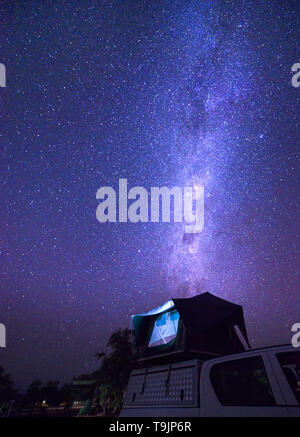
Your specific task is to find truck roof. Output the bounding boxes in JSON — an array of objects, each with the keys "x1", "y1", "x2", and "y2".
[{"x1": 209, "y1": 343, "x2": 295, "y2": 362}]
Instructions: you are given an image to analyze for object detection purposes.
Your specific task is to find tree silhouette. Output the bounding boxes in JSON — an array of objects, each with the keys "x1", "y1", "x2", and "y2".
[
  {"x1": 26, "y1": 380, "x2": 43, "y2": 410},
  {"x1": 92, "y1": 328, "x2": 137, "y2": 415},
  {"x1": 94, "y1": 328, "x2": 137, "y2": 396},
  {"x1": 0, "y1": 366, "x2": 16, "y2": 403},
  {"x1": 60, "y1": 382, "x2": 76, "y2": 406},
  {"x1": 41, "y1": 380, "x2": 60, "y2": 406}
]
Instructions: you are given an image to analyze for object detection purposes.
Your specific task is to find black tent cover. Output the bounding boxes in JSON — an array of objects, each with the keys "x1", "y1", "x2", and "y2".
[{"x1": 132, "y1": 292, "x2": 250, "y2": 361}]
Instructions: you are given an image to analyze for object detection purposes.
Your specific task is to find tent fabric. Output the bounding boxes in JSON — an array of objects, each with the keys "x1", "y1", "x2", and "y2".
[
  {"x1": 172, "y1": 293, "x2": 248, "y2": 340},
  {"x1": 132, "y1": 292, "x2": 250, "y2": 361}
]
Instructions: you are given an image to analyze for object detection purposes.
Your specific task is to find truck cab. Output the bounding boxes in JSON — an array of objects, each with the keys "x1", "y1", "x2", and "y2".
[{"x1": 120, "y1": 345, "x2": 300, "y2": 417}]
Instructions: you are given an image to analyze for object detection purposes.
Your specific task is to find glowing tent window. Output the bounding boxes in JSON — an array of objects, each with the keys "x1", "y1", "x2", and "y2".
[{"x1": 148, "y1": 310, "x2": 180, "y2": 347}]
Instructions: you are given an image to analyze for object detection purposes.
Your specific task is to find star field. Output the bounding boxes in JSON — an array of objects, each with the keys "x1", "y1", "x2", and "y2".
[{"x1": 0, "y1": 0, "x2": 299, "y2": 389}]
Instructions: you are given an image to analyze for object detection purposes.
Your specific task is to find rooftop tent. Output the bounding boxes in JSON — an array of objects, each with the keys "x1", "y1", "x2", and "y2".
[{"x1": 132, "y1": 292, "x2": 250, "y2": 362}]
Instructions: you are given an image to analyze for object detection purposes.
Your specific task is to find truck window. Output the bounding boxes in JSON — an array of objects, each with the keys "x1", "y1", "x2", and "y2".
[
  {"x1": 210, "y1": 356, "x2": 276, "y2": 406},
  {"x1": 277, "y1": 352, "x2": 300, "y2": 404}
]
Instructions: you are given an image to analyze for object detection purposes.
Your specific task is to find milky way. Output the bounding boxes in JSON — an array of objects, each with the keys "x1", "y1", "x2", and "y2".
[{"x1": 0, "y1": 1, "x2": 299, "y2": 389}]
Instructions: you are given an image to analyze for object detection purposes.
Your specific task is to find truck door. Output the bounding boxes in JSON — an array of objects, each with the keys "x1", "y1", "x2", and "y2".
[
  {"x1": 266, "y1": 349, "x2": 300, "y2": 417},
  {"x1": 202, "y1": 353, "x2": 289, "y2": 416}
]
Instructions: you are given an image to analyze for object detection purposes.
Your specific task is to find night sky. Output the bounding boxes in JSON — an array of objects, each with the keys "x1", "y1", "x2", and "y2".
[{"x1": 1, "y1": 1, "x2": 299, "y2": 391}]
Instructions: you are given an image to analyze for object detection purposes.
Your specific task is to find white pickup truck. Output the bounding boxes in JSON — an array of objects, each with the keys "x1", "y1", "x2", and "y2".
[{"x1": 120, "y1": 345, "x2": 300, "y2": 417}]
